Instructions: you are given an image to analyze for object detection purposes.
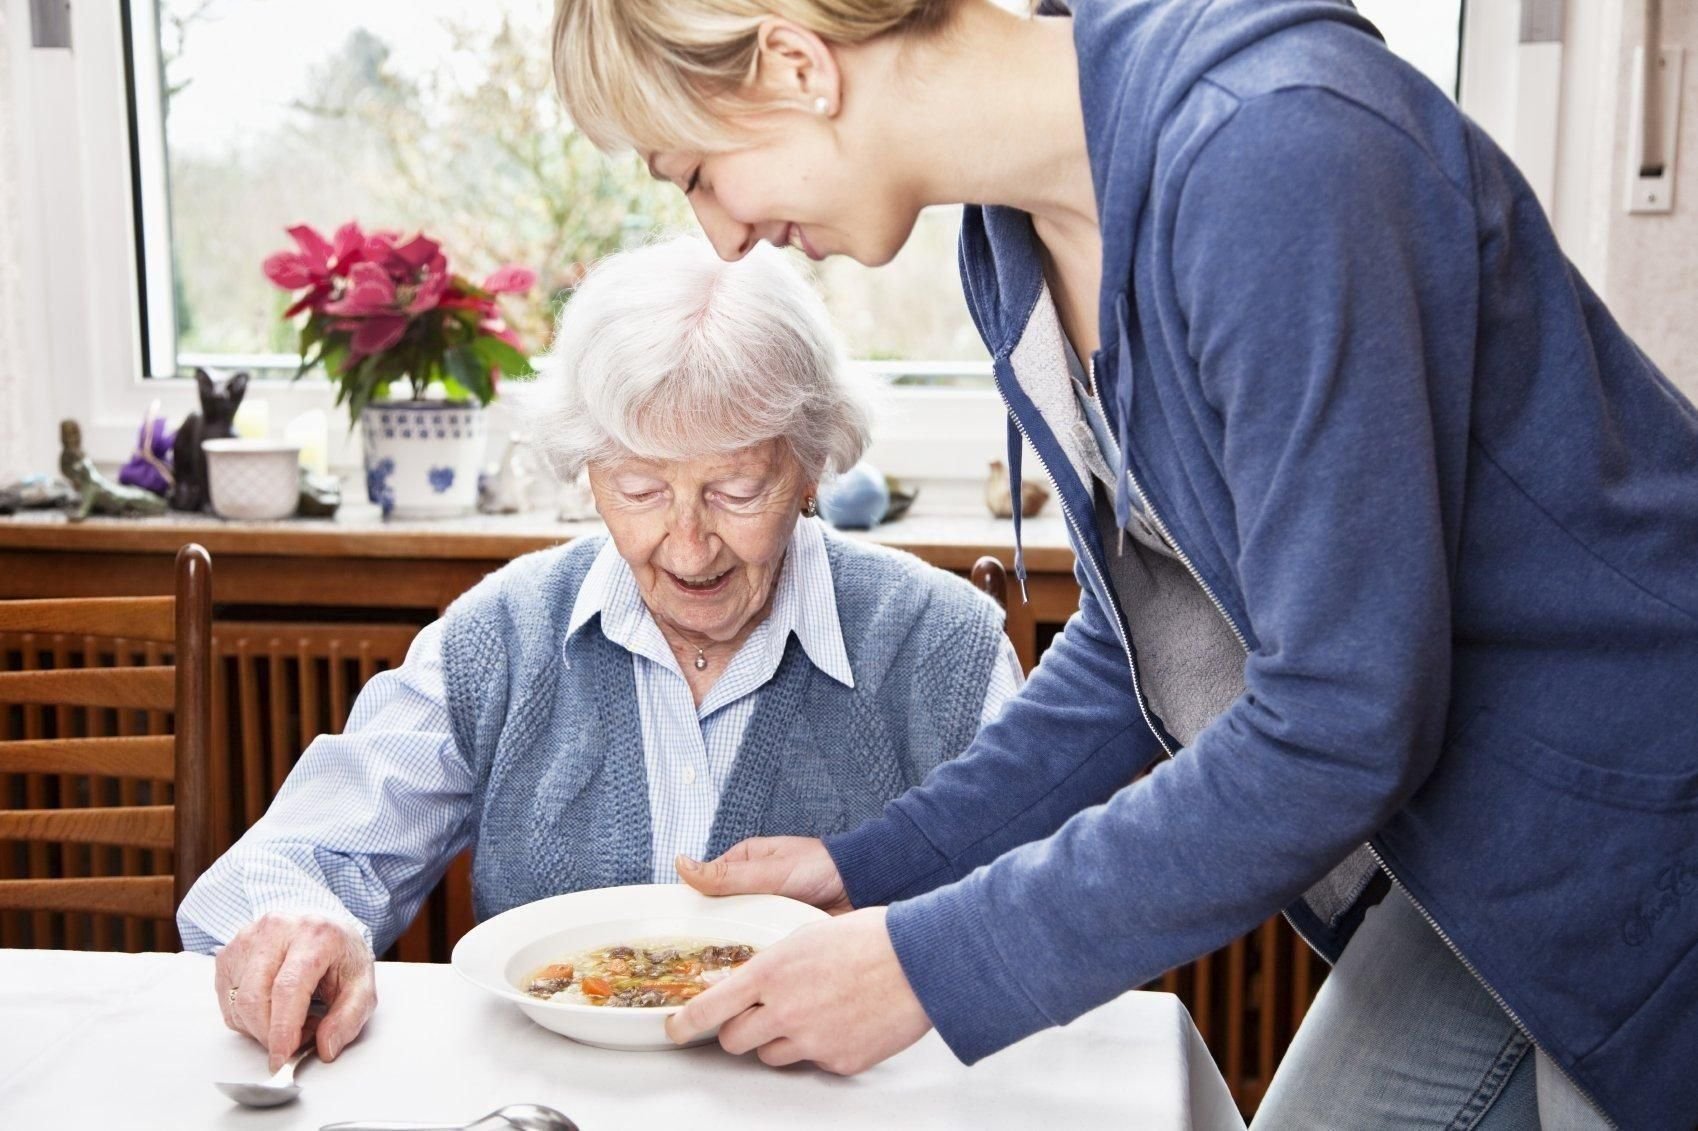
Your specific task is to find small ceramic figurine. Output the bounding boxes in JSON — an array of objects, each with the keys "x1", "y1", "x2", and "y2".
[
  {"x1": 170, "y1": 368, "x2": 249, "y2": 512},
  {"x1": 295, "y1": 469, "x2": 343, "y2": 518},
  {"x1": 556, "y1": 467, "x2": 599, "y2": 522},
  {"x1": 118, "y1": 400, "x2": 176, "y2": 496},
  {"x1": 0, "y1": 474, "x2": 78, "y2": 515},
  {"x1": 985, "y1": 459, "x2": 1049, "y2": 519},
  {"x1": 478, "y1": 434, "x2": 532, "y2": 515},
  {"x1": 59, "y1": 419, "x2": 168, "y2": 522},
  {"x1": 818, "y1": 460, "x2": 890, "y2": 530}
]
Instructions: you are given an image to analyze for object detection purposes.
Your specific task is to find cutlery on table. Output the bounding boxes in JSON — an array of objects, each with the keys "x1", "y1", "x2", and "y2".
[
  {"x1": 214, "y1": 1040, "x2": 315, "y2": 1107},
  {"x1": 320, "y1": 1105, "x2": 580, "y2": 1131}
]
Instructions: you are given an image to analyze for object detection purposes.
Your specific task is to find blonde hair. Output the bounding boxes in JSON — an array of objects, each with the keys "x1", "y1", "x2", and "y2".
[
  {"x1": 552, "y1": 0, "x2": 957, "y2": 154},
  {"x1": 528, "y1": 235, "x2": 875, "y2": 481}
]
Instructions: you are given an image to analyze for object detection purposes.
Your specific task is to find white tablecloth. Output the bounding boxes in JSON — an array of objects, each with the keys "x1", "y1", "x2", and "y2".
[{"x1": 0, "y1": 949, "x2": 1245, "y2": 1130}]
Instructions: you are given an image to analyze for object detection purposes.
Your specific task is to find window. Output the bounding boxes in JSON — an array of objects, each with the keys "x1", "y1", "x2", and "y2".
[
  {"x1": 132, "y1": 0, "x2": 1462, "y2": 384},
  {"x1": 131, "y1": 0, "x2": 990, "y2": 386}
]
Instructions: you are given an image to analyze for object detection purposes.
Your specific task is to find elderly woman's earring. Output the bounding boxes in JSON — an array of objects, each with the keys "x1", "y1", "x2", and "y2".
[
  {"x1": 813, "y1": 96, "x2": 829, "y2": 116},
  {"x1": 803, "y1": 496, "x2": 819, "y2": 518}
]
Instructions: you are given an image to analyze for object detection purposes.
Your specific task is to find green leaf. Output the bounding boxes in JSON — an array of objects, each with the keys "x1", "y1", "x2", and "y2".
[
  {"x1": 444, "y1": 345, "x2": 480, "y2": 392},
  {"x1": 470, "y1": 335, "x2": 534, "y2": 379}
]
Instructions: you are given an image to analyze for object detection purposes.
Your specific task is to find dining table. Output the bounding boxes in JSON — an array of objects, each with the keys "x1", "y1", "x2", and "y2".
[{"x1": 0, "y1": 948, "x2": 1247, "y2": 1130}]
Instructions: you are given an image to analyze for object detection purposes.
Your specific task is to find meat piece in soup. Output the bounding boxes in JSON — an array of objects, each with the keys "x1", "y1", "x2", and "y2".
[{"x1": 522, "y1": 938, "x2": 757, "y2": 1006}]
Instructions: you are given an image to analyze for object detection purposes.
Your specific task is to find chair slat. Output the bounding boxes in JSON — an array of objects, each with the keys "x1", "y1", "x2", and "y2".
[
  {"x1": 0, "y1": 805, "x2": 175, "y2": 849},
  {"x1": 0, "y1": 735, "x2": 175, "y2": 780},
  {"x1": 0, "y1": 598, "x2": 176, "y2": 642},
  {"x1": 0, "y1": 875, "x2": 174, "y2": 918},
  {"x1": 0, "y1": 667, "x2": 175, "y2": 710}
]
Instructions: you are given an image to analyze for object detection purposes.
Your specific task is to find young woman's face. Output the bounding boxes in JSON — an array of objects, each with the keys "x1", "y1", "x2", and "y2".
[{"x1": 650, "y1": 130, "x2": 922, "y2": 267}]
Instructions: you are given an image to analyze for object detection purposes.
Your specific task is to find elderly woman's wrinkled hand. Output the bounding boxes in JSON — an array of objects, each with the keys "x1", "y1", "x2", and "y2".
[
  {"x1": 664, "y1": 906, "x2": 931, "y2": 1074},
  {"x1": 676, "y1": 836, "x2": 852, "y2": 915},
  {"x1": 214, "y1": 912, "x2": 377, "y2": 1072}
]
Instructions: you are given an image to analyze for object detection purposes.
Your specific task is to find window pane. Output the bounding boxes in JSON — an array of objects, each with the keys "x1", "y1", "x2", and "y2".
[
  {"x1": 1354, "y1": 0, "x2": 1463, "y2": 96},
  {"x1": 153, "y1": 0, "x2": 690, "y2": 372},
  {"x1": 141, "y1": 0, "x2": 1461, "y2": 383}
]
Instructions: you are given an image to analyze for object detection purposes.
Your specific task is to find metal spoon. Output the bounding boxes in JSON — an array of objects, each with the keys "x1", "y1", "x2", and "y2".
[
  {"x1": 320, "y1": 1106, "x2": 580, "y2": 1131},
  {"x1": 214, "y1": 1041, "x2": 315, "y2": 1107}
]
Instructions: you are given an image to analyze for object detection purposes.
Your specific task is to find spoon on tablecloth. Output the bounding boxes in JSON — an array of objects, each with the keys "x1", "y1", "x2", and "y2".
[
  {"x1": 319, "y1": 1105, "x2": 581, "y2": 1131},
  {"x1": 215, "y1": 1040, "x2": 315, "y2": 1107}
]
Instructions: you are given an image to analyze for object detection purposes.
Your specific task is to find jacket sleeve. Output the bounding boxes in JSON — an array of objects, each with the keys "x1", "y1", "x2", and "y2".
[
  {"x1": 880, "y1": 89, "x2": 1468, "y2": 1063},
  {"x1": 826, "y1": 561, "x2": 1163, "y2": 908}
]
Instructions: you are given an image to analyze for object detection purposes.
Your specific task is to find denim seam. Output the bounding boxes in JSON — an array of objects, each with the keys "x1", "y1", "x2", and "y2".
[{"x1": 1446, "y1": 1029, "x2": 1532, "y2": 1131}]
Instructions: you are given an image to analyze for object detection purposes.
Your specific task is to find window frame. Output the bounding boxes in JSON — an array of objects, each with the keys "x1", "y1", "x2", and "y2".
[{"x1": 13, "y1": 0, "x2": 1486, "y2": 482}]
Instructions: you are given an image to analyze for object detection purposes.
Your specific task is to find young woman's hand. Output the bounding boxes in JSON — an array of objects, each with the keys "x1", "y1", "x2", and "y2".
[
  {"x1": 676, "y1": 837, "x2": 851, "y2": 915},
  {"x1": 664, "y1": 906, "x2": 931, "y2": 1074},
  {"x1": 214, "y1": 911, "x2": 377, "y2": 1071}
]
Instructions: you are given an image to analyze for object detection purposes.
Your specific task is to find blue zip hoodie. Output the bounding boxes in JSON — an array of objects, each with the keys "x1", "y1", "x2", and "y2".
[{"x1": 824, "y1": 2, "x2": 1698, "y2": 1126}]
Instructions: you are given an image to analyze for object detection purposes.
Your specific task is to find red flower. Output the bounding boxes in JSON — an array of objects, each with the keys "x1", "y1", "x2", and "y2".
[
  {"x1": 323, "y1": 262, "x2": 398, "y2": 318},
  {"x1": 349, "y1": 316, "x2": 409, "y2": 357},
  {"x1": 270, "y1": 220, "x2": 534, "y2": 400},
  {"x1": 483, "y1": 265, "x2": 535, "y2": 294}
]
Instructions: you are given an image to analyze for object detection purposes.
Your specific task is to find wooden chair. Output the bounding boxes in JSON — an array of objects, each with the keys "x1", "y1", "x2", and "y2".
[
  {"x1": 0, "y1": 544, "x2": 212, "y2": 947},
  {"x1": 970, "y1": 555, "x2": 1010, "y2": 610}
]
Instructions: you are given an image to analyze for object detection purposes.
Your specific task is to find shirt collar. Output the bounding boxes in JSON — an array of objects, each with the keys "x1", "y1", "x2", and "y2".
[{"x1": 564, "y1": 517, "x2": 855, "y2": 691}]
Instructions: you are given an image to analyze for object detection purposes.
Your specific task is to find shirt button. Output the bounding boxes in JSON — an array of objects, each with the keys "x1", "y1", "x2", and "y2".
[{"x1": 682, "y1": 766, "x2": 698, "y2": 785}]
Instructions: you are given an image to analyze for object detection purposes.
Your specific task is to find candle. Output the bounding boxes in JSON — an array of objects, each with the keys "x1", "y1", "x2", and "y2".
[
  {"x1": 284, "y1": 409, "x2": 329, "y2": 476},
  {"x1": 233, "y1": 398, "x2": 271, "y2": 440}
]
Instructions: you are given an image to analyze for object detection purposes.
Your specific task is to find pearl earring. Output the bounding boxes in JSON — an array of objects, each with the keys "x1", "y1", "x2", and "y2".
[{"x1": 813, "y1": 96, "x2": 829, "y2": 116}]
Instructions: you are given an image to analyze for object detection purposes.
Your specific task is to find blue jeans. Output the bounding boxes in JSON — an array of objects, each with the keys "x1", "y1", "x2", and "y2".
[{"x1": 1250, "y1": 888, "x2": 1611, "y2": 1129}]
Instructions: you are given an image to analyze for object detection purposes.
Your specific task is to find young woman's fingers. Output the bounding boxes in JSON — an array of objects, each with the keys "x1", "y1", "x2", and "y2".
[{"x1": 665, "y1": 963, "x2": 764, "y2": 1045}]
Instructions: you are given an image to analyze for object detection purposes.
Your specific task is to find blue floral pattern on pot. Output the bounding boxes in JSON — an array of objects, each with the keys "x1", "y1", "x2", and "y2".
[
  {"x1": 360, "y1": 402, "x2": 486, "y2": 519},
  {"x1": 365, "y1": 457, "x2": 397, "y2": 518}
]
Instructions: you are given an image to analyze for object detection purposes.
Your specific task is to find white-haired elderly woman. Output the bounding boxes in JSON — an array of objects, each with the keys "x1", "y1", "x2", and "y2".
[{"x1": 177, "y1": 235, "x2": 1022, "y2": 1072}]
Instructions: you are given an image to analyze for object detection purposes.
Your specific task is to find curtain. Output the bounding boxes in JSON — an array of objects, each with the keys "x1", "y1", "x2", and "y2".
[{"x1": 0, "y1": 8, "x2": 37, "y2": 480}]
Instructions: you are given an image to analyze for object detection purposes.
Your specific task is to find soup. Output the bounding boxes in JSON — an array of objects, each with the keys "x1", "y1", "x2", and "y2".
[{"x1": 522, "y1": 937, "x2": 757, "y2": 1008}]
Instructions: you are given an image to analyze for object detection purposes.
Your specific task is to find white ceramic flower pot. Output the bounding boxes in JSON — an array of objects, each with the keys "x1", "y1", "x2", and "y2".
[
  {"x1": 201, "y1": 439, "x2": 302, "y2": 521},
  {"x1": 360, "y1": 402, "x2": 487, "y2": 519}
]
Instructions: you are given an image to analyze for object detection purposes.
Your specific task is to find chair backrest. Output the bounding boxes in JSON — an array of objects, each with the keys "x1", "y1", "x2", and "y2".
[
  {"x1": 970, "y1": 555, "x2": 1010, "y2": 611},
  {"x1": 0, "y1": 544, "x2": 212, "y2": 943}
]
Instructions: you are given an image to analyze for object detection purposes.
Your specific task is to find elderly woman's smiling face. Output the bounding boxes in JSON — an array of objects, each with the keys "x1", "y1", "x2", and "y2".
[{"x1": 590, "y1": 440, "x2": 812, "y2": 645}]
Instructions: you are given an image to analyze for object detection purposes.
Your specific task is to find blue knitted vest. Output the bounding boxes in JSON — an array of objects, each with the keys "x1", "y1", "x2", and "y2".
[{"x1": 439, "y1": 532, "x2": 1006, "y2": 922}]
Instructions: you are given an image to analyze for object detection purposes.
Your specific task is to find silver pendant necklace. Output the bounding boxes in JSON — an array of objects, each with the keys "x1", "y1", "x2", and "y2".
[{"x1": 694, "y1": 647, "x2": 707, "y2": 671}]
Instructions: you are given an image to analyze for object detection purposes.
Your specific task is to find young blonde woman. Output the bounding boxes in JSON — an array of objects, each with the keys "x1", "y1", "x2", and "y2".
[{"x1": 552, "y1": 2, "x2": 1698, "y2": 1127}]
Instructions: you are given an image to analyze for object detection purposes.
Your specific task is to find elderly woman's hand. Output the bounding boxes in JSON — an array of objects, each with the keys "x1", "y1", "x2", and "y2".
[
  {"x1": 677, "y1": 837, "x2": 851, "y2": 915},
  {"x1": 664, "y1": 906, "x2": 931, "y2": 1073},
  {"x1": 214, "y1": 912, "x2": 377, "y2": 1072}
]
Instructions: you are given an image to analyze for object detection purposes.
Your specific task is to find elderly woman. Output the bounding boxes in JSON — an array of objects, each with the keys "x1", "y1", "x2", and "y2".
[{"x1": 178, "y1": 234, "x2": 1021, "y2": 1071}]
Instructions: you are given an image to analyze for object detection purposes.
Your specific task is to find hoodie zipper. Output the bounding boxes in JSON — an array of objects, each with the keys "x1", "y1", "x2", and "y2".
[
  {"x1": 1364, "y1": 844, "x2": 1618, "y2": 1128},
  {"x1": 1090, "y1": 355, "x2": 1250, "y2": 656},
  {"x1": 1001, "y1": 390, "x2": 1175, "y2": 760},
  {"x1": 1089, "y1": 358, "x2": 1617, "y2": 1126}
]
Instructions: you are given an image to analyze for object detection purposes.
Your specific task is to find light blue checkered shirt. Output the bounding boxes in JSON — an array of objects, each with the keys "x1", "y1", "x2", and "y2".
[{"x1": 178, "y1": 518, "x2": 1022, "y2": 951}]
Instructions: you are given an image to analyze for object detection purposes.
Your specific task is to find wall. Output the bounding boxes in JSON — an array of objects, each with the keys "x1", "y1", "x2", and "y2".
[
  {"x1": 1597, "y1": 2, "x2": 1698, "y2": 404},
  {"x1": 0, "y1": 5, "x2": 41, "y2": 480}
]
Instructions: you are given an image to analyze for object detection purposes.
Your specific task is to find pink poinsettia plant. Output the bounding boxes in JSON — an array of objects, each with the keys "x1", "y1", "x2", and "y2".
[{"x1": 264, "y1": 221, "x2": 536, "y2": 422}]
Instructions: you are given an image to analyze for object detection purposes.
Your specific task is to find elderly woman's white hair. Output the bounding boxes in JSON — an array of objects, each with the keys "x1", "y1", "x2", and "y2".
[{"x1": 531, "y1": 235, "x2": 875, "y2": 481}]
